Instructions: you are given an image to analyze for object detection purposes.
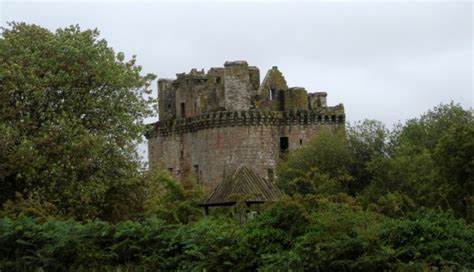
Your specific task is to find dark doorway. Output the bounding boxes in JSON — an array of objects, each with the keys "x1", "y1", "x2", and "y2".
[
  {"x1": 280, "y1": 137, "x2": 289, "y2": 153},
  {"x1": 180, "y1": 103, "x2": 186, "y2": 118}
]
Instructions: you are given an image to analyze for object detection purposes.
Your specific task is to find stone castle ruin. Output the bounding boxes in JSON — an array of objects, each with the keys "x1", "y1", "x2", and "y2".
[{"x1": 146, "y1": 61, "x2": 345, "y2": 189}]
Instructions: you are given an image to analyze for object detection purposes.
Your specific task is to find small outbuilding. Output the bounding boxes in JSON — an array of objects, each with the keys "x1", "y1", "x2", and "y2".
[{"x1": 199, "y1": 165, "x2": 284, "y2": 217}]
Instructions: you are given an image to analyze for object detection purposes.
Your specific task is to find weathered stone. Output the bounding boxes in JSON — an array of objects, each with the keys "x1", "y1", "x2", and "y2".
[{"x1": 147, "y1": 61, "x2": 345, "y2": 190}]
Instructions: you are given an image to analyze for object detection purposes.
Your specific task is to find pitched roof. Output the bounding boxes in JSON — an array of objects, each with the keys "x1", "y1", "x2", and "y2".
[{"x1": 201, "y1": 165, "x2": 284, "y2": 206}]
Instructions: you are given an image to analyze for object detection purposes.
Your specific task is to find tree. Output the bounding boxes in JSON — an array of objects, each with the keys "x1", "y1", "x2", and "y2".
[
  {"x1": 346, "y1": 120, "x2": 390, "y2": 194},
  {"x1": 142, "y1": 169, "x2": 205, "y2": 224},
  {"x1": 433, "y1": 123, "x2": 474, "y2": 218},
  {"x1": 394, "y1": 102, "x2": 472, "y2": 154},
  {"x1": 0, "y1": 23, "x2": 155, "y2": 220},
  {"x1": 276, "y1": 129, "x2": 354, "y2": 196},
  {"x1": 360, "y1": 103, "x2": 473, "y2": 218},
  {"x1": 276, "y1": 120, "x2": 390, "y2": 196}
]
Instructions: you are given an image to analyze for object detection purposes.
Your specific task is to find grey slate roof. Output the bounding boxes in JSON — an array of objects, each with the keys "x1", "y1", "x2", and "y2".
[{"x1": 201, "y1": 165, "x2": 284, "y2": 206}]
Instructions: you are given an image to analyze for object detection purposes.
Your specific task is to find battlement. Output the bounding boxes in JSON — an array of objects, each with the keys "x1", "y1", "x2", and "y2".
[{"x1": 147, "y1": 105, "x2": 345, "y2": 137}]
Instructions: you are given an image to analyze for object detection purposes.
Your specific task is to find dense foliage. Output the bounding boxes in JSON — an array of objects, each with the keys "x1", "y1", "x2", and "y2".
[
  {"x1": 1, "y1": 198, "x2": 473, "y2": 271},
  {"x1": 0, "y1": 23, "x2": 155, "y2": 221},
  {"x1": 278, "y1": 103, "x2": 473, "y2": 220},
  {"x1": 142, "y1": 170, "x2": 205, "y2": 224}
]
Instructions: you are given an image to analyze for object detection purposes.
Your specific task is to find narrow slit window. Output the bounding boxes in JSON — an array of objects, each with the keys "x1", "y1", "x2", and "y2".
[
  {"x1": 299, "y1": 139, "x2": 303, "y2": 145},
  {"x1": 180, "y1": 103, "x2": 186, "y2": 118},
  {"x1": 280, "y1": 137, "x2": 289, "y2": 153}
]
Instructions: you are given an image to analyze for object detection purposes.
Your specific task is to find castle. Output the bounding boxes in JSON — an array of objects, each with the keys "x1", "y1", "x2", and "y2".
[{"x1": 146, "y1": 61, "x2": 345, "y2": 189}]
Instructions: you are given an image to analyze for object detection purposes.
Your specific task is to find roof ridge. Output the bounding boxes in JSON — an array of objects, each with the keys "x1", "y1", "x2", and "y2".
[{"x1": 201, "y1": 165, "x2": 284, "y2": 206}]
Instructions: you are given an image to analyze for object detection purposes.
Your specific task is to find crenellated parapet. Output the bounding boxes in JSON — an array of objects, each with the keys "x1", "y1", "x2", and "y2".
[{"x1": 149, "y1": 105, "x2": 345, "y2": 137}]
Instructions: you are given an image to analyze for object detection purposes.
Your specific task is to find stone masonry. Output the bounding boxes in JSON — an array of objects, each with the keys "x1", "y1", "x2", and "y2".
[{"x1": 146, "y1": 61, "x2": 345, "y2": 190}]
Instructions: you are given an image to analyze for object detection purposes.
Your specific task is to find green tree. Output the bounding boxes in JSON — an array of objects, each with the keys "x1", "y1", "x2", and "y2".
[
  {"x1": 276, "y1": 129, "x2": 354, "y2": 196},
  {"x1": 0, "y1": 23, "x2": 155, "y2": 220},
  {"x1": 277, "y1": 120, "x2": 389, "y2": 196},
  {"x1": 394, "y1": 102, "x2": 472, "y2": 153},
  {"x1": 142, "y1": 170, "x2": 205, "y2": 224},
  {"x1": 346, "y1": 120, "x2": 390, "y2": 194},
  {"x1": 360, "y1": 103, "x2": 473, "y2": 217},
  {"x1": 433, "y1": 122, "x2": 474, "y2": 217}
]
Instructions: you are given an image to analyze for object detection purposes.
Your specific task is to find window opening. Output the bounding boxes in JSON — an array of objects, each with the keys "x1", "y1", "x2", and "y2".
[
  {"x1": 280, "y1": 137, "x2": 289, "y2": 153},
  {"x1": 279, "y1": 91, "x2": 285, "y2": 111},
  {"x1": 269, "y1": 88, "x2": 277, "y2": 100},
  {"x1": 180, "y1": 103, "x2": 186, "y2": 117}
]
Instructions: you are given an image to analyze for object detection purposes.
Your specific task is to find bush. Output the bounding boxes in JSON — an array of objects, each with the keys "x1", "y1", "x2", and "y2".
[
  {"x1": 381, "y1": 210, "x2": 474, "y2": 270},
  {"x1": 1, "y1": 202, "x2": 473, "y2": 271}
]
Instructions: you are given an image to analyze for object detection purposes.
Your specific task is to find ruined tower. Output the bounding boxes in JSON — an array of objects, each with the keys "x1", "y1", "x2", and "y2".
[{"x1": 146, "y1": 61, "x2": 345, "y2": 189}]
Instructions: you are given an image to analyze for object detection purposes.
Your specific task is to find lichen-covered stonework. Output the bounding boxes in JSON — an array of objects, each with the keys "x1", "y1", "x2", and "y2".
[{"x1": 147, "y1": 61, "x2": 345, "y2": 190}]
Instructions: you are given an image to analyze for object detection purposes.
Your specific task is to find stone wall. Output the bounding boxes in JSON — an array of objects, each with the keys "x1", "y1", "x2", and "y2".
[
  {"x1": 158, "y1": 79, "x2": 175, "y2": 120},
  {"x1": 148, "y1": 120, "x2": 344, "y2": 189},
  {"x1": 285, "y1": 87, "x2": 309, "y2": 111},
  {"x1": 257, "y1": 67, "x2": 288, "y2": 111},
  {"x1": 148, "y1": 61, "x2": 346, "y2": 190},
  {"x1": 148, "y1": 106, "x2": 345, "y2": 189},
  {"x1": 223, "y1": 61, "x2": 256, "y2": 111}
]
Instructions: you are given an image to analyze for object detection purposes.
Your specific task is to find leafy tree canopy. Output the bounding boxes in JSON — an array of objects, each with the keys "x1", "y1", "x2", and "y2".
[
  {"x1": 142, "y1": 169, "x2": 205, "y2": 224},
  {"x1": 277, "y1": 102, "x2": 473, "y2": 221},
  {"x1": 0, "y1": 22, "x2": 156, "y2": 220},
  {"x1": 362, "y1": 103, "x2": 473, "y2": 217}
]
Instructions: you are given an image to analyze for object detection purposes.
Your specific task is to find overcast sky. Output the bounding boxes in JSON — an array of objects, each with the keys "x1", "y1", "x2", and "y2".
[{"x1": 1, "y1": 0, "x2": 472, "y2": 160}]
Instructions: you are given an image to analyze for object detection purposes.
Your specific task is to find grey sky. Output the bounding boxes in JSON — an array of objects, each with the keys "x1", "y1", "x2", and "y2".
[{"x1": 1, "y1": 1, "x2": 473, "y2": 161}]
